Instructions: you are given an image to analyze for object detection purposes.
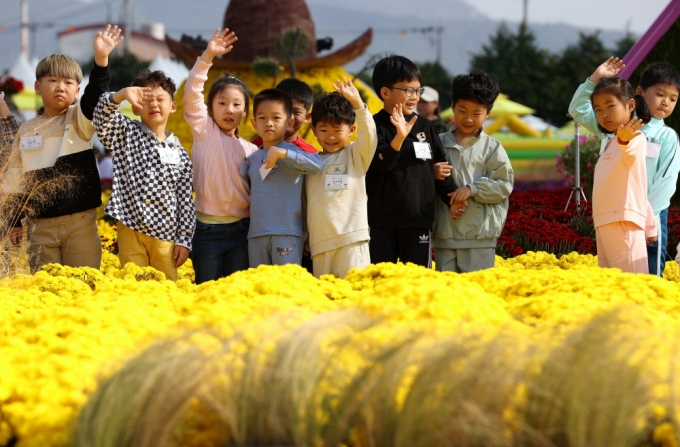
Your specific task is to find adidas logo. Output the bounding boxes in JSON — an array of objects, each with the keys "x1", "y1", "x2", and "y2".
[{"x1": 419, "y1": 234, "x2": 429, "y2": 244}]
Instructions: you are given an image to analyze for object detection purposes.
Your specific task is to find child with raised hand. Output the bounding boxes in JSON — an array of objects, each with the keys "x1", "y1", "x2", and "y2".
[
  {"x1": 433, "y1": 70, "x2": 513, "y2": 273},
  {"x1": 570, "y1": 76, "x2": 656, "y2": 273},
  {"x1": 367, "y1": 55, "x2": 455, "y2": 267},
  {"x1": 246, "y1": 89, "x2": 322, "y2": 268},
  {"x1": 570, "y1": 57, "x2": 680, "y2": 276},
  {"x1": 6, "y1": 25, "x2": 122, "y2": 271},
  {"x1": 94, "y1": 70, "x2": 195, "y2": 281},
  {"x1": 306, "y1": 78, "x2": 377, "y2": 278},
  {"x1": 183, "y1": 28, "x2": 258, "y2": 284}
]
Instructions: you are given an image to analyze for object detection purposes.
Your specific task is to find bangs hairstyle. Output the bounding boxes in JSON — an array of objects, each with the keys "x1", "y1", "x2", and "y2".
[
  {"x1": 372, "y1": 55, "x2": 422, "y2": 100},
  {"x1": 591, "y1": 77, "x2": 651, "y2": 134},
  {"x1": 252, "y1": 88, "x2": 293, "y2": 118},
  {"x1": 276, "y1": 78, "x2": 314, "y2": 110},
  {"x1": 451, "y1": 70, "x2": 500, "y2": 112},
  {"x1": 35, "y1": 54, "x2": 83, "y2": 83},
  {"x1": 639, "y1": 62, "x2": 680, "y2": 91},
  {"x1": 131, "y1": 69, "x2": 176, "y2": 98},
  {"x1": 311, "y1": 92, "x2": 356, "y2": 127},
  {"x1": 207, "y1": 73, "x2": 251, "y2": 127}
]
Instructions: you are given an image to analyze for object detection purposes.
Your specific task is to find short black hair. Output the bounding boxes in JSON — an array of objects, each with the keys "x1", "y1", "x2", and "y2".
[
  {"x1": 639, "y1": 62, "x2": 680, "y2": 92},
  {"x1": 131, "y1": 69, "x2": 176, "y2": 98},
  {"x1": 372, "y1": 55, "x2": 422, "y2": 101},
  {"x1": 451, "y1": 70, "x2": 500, "y2": 111},
  {"x1": 591, "y1": 77, "x2": 651, "y2": 134},
  {"x1": 276, "y1": 78, "x2": 314, "y2": 110},
  {"x1": 252, "y1": 88, "x2": 293, "y2": 118},
  {"x1": 311, "y1": 92, "x2": 356, "y2": 127}
]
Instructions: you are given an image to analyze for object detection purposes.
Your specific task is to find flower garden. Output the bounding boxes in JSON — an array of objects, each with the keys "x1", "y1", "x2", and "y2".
[{"x1": 2, "y1": 187, "x2": 680, "y2": 447}]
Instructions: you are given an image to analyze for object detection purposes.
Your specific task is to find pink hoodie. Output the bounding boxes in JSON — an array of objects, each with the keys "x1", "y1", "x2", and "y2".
[
  {"x1": 184, "y1": 57, "x2": 257, "y2": 218},
  {"x1": 592, "y1": 133, "x2": 656, "y2": 238}
]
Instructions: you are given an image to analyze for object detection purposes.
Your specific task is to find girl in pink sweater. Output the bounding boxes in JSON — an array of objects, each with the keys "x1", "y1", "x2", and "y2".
[
  {"x1": 588, "y1": 77, "x2": 656, "y2": 273},
  {"x1": 183, "y1": 28, "x2": 258, "y2": 283}
]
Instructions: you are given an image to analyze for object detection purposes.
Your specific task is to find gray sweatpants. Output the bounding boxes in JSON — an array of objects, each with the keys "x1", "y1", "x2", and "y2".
[
  {"x1": 435, "y1": 247, "x2": 496, "y2": 273},
  {"x1": 248, "y1": 234, "x2": 304, "y2": 268}
]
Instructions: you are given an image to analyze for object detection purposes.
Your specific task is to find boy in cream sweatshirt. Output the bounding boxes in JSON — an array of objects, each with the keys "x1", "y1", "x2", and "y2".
[{"x1": 306, "y1": 79, "x2": 377, "y2": 278}]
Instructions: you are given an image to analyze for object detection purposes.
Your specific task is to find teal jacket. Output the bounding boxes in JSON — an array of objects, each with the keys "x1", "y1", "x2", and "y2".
[{"x1": 568, "y1": 78, "x2": 680, "y2": 215}]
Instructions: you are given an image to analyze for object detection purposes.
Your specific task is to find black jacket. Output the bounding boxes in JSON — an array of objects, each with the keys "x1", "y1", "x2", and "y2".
[{"x1": 366, "y1": 109, "x2": 456, "y2": 228}]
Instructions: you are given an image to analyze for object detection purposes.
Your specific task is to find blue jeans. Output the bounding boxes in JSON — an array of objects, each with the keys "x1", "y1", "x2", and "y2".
[
  {"x1": 647, "y1": 208, "x2": 668, "y2": 276},
  {"x1": 192, "y1": 218, "x2": 250, "y2": 284}
]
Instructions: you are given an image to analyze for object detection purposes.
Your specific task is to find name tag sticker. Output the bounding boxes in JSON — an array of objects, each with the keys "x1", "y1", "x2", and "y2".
[
  {"x1": 413, "y1": 142, "x2": 432, "y2": 160},
  {"x1": 259, "y1": 163, "x2": 273, "y2": 180},
  {"x1": 325, "y1": 174, "x2": 349, "y2": 191},
  {"x1": 647, "y1": 142, "x2": 661, "y2": 158},
  {"x1": 158, "y1": 146, "x2": 180, "y2": 165},
  {"x1": 20, "y1": 135, "x2": 42, "y2": 151}
]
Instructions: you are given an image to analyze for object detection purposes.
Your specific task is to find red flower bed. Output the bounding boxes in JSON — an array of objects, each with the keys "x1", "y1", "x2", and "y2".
[{"x1": 497, "y1": 188, "x2": 596, "y2": 258}]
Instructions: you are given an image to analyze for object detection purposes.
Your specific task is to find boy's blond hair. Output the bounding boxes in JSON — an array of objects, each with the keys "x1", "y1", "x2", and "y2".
[{"x1": 35, "y1": 54, "x2": 83, "y2": 84}]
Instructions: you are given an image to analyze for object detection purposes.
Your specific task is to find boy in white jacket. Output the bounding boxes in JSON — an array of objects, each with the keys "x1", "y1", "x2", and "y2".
[{"x1": 306, "y1": 78, "x2": 378, "y2": 278}]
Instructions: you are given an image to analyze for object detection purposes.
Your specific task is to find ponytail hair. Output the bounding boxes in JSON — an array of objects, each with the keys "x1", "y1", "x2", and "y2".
[
  {"x1": 591, "y1": 77, "x2": 651, "y2": 134},
  {"x1": 207, "y1": 73, "x2": 251, "y2": 135}
]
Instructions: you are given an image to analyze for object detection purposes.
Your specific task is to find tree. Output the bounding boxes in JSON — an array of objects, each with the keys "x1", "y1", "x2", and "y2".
[
  {"x1": 612, "y1": 30, "x2": 637, "y2": 58},
  {"x1": 275, "y1": 28, "x2": 311, "y2": 78},
  {"x1": 417, "y1": 60, "x2": 453, "y2": 108},
  {"x1": 470, "y1": 23, "x2": 557, "y2": 123}
]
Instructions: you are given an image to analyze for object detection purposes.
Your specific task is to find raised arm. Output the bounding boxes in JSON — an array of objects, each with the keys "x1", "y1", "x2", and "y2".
[
  {"x1": 333, "y1": 78, "x2": 377, "y2": 173},
  {"x1": 80, "y1": 25, "x2": 123, "y2": 120},
  {"x1": 93, "y1": 88, "x2": 153, "y2": 153},
  {"x1": 568, "y1": 57, "x2": 625, "y2": 136},
  {"x1": 184, "y1": 28, "x2": 238, "y2": 139}
]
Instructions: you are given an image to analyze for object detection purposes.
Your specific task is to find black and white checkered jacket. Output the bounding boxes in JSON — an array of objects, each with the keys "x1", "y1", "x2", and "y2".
[{"x1": 94, "y1": 93, "x2": 195, "y2": 249}]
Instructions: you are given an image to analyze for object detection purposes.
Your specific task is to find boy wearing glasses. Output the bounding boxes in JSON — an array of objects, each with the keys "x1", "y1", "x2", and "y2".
[{"x1": 366, "y1": 55, "x2": 455, "y2": 267}]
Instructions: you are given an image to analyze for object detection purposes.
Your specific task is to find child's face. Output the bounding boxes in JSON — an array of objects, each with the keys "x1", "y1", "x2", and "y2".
[
  {"x1": 211, "y1": 86, "x2": 246, "y2": 137},
  {"x1": 35, "y1": 75, "x2": 80, "y2": 117},
  {"x1": 312, "y1": 121, "x2": 356, "y2": 154},
  {"x1": 381, "y1": 79, "x2": 421, "y2": 115},
  {"x1": 135, "y1": 86, "x2": 177, "y2": 127},
  {"x1": 286, "y1": 99, "x2": 311, "y2": 139},
  {"x1": 251, "y1": 100, "x2": 295, "y2": 148},
  {"x1": 592, "y1": 93, "x2": 635, "y2": 133},
  {"x1": 452, "y1": 99, "x2": 489, "y2": 140},
  {"x1": 638, "y1": 83, "x2": 679, "y2": 120}
]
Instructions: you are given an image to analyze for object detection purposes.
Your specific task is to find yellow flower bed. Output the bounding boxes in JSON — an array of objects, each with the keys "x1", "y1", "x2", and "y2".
[
  {"x1": 166, "y1": 65, "x2": 383, "y2": 154},
  {"x1": 2, "y1": 250, "x2": 680, "y2": 446}
]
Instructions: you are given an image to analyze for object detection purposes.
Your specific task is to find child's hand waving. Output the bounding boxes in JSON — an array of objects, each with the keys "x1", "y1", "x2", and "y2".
[
  {"x1": 616, "y1": 117, "x2": 644, "y2": 144},
  {"x1": 202, "y1": 28, "x2": 238, "y2": 63},
  {"x1": 112, "y1": 87, "x2": 154, "y2": 112},
  {"x1": 93, "y1": 25, "x2": 124, "y2": 66},
  {"x1": 590, "y1": 57, "x2": 625, "y2": 83},
  {"x1": 333, "y1": 78, "x2": 363, "y2": 109},
  {"x1": 390, "y1": 103, "x2": 417, "y2": 139}
]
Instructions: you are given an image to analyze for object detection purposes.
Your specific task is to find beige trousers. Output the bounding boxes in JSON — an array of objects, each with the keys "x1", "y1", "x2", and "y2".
[
  {"x1": 27, "y1": 209, "x2": 102, "y2": 272},
  {"x1": 312, "y1": 241, "x2": 370, "y2": 278},
  {"x1": 116, "y1": 222, "x2": 178, "y2": 281}
]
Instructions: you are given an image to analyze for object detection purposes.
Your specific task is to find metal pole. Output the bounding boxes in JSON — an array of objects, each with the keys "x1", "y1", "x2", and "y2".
[
  {"x1": 574, "y1": 121, "x2": 580, "y2": 207},
  {"x1": 21, "y1": 0, "x2": 29, "y2": 59},
  {"x1": 124, "y1": 0, "x2": 132, "y2": 53}
]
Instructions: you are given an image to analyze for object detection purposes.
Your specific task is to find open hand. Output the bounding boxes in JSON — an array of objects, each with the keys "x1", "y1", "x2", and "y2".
[
  {"x1": 333, "y1": 77, "x2": 363, "y2": 109},
  {"x1": 173, "y1": 245, "x2": 190, "y2": 268},
  {"x1": 434, "y1": 161, "x2": 452, "y2": 180},
  {"x1": 390, "y1": 103, "x2": 417, "y2": 139},
  {"x1": 93, "y1": 25, "x2": 124, "y2": 65},
  {"x1": 203, "y1": 28, "x2": 238, "y2": 61},
  {"x1": 448, "y1": 185, "x2": 471, "y2": 205},
  {"x1": 616, "y1": 117, "x2": 644, "y2": 144},
  {"x1": 120, "y1": 87, "x2": 155, "y2": 112},
  {"x1": 591, "y1": 57, "x2": 625, "y2": 83}
]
